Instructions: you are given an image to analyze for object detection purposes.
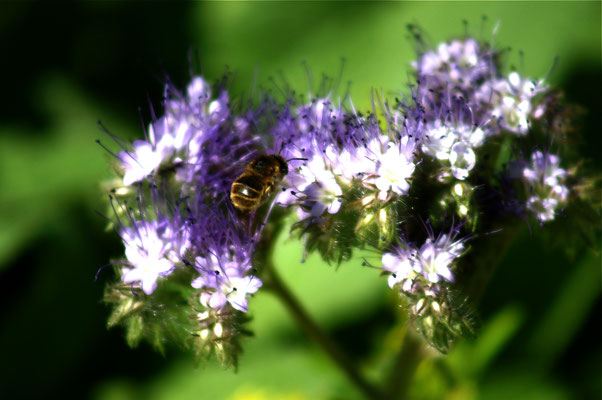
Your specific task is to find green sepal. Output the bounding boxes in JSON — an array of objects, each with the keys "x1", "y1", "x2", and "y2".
[
  {"x1": 403, "y1": 281, "x2": 478, "y2": 354},
  {"x1": 103, "y1": 266, "x2": 197, "y2": 353}
]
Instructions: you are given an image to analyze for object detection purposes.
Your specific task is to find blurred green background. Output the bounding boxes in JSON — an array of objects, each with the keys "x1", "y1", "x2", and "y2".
[{"x1": 0, "y1": 2, "x2": 600, "y2": 399}]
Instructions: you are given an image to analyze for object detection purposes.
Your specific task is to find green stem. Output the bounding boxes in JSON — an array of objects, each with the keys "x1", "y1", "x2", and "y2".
[
  {"x1": 385, "y1": 328, "x2": 424, "y2": 399},
  {"x1": 263, "y1": 261, "x2": 384, "y2": 400}
]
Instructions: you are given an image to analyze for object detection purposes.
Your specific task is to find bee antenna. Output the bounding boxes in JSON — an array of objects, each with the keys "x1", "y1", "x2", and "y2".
[{"x1": 286, "y1": 157, "x2": 308, "y2": 162}]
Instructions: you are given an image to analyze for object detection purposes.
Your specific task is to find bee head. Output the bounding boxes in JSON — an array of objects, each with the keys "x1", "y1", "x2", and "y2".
[
  {"x1": 250, "y1": 154, "x2": 288, "y2": 178},
  {"x1": 273, "y1": 155, "x2": 289, "y2": 177}
]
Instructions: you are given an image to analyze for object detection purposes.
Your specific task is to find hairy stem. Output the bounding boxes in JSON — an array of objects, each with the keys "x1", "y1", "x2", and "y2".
[
  {"x1": 263, "y1": 261, "x2": 384, "y2": 400},
  {"x1": 385, "y1": 328, "x2": 424, "y2": 399}
]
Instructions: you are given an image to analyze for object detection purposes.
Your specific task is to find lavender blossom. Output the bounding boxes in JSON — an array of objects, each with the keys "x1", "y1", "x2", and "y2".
[
  {"x1": 186, "y1": 200, "x2": 263, "y2": 313},
  {"x1": 522, "y1": 150, "x2": 569, "y2": 222},
  {"x1": 120, "y1": 217, "x2": 190, "y2": 295},
  {"x1": 421, "y1": 120, "x2": 486, "y2": 180},
  {"x1": 117, "y1": 76, "x2": 259, "y2": 197},
  {"x1": 276, "y1": 97, "x2": 420, "y2": 213},
  {"x1": 275, "y1": 98, "x2": 347, "y2": 214},
  {"x1": 403, "y1": 83, "x2": 491, "y2": 181},
  {"x1": 361, "y1": 133, "x2": 417, "y2": 201},
  {"x1": 382, "y1": 231, "x2": 465, "y2": 292},
  {"x1": 476, "y1": 72, "x2": 548, "y2": 135},
  {"x1": 191, "y1": 254, "x2": 261, "y2": 312},
  {"x1": 412, "y1": 38, "x2": 496, "y2": 105},
  {"x1": 381, "y1": 229, "x2": 473, "y2": 354},
  {"x1": 100, "y1": 26, "x2": 592, "y2": 367}
]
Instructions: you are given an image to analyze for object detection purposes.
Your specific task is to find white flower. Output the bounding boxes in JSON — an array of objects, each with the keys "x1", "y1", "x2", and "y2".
[
  {"x1": 361, "y1": 136, "x2": 417, "y2": 200},
  {"x1": 422, "y1": 123, "x2": 486, "y2": 180},
  {"x1": 382, "y1": 252, "x2": 415, "y2": 289},
  {"x1": 477, "y1": 72, "x2": 548, "y2": 135},
  {"x1": 526, "y1": 196, "x2": 558, "y2": 222},
  {"x1": 382, "y1": 233, "x2": 465, "y2": 290},
  {"x1": 449, "y1": 142, "x2": 476, "y2": 180},
  {"x1": 417, "y1": 235, "x2": 463, "y2": 283},
  {"x1": 281, "y1": 153, "x2": 343, "y2": 215},
  {"x1": 120, "y1": 220, "x2": 177, "y2": 295},
  {"x1": 522, "y1": 151, "x2": 569, "y2": 222},
  {"x1": 373, "y1": 141, "x2": 416, "y2": 199},
  {"x1": 192, "y1": 260, "x2": 262, "y2": 312},
  {"x1": 413, "y1": 39, "x2": 489, "y2": 91},
  {"x1": 422, "y1": 126, "x2": 457, "y2": 161}
]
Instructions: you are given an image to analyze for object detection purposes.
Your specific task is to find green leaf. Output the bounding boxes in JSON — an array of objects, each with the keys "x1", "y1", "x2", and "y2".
[
  {"x1": 447, "y1": 305, "x2": 524, "y2": 379},
  {"x1": 526, "y1": 251, "x2": 601, "y2": 370}
]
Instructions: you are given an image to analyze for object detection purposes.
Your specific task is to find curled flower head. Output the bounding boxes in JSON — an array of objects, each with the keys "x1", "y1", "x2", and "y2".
[
  {"x1": 414, "y1": 39, "x2": 492, "y2": 86},
  {"x1": 112, "y1": 181, "x2": 191, "y2": 295},
  {"x1": 275, "y1": 98, "x2": 347, "y2": 212},
  {"x1": 117, "y1": 76, "x2": 215, "y2": 186},
  {"x1": 271, "y1": 95, "x2": 422, "y2": 262}
]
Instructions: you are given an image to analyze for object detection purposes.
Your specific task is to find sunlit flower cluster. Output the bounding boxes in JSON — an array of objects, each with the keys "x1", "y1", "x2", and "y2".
[{"x1": 100, "y1": 30, "x2": 586, "y2": 362}]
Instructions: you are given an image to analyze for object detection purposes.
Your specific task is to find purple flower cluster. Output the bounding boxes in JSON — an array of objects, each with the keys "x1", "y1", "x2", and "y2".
[
  {"x1": 117, "y1": 76, "x2": 261, "y2": 197},
  {"x1": 413, "y1": 38, "x2": 494, "y2": 97},
  {"x1": 372, "y1": 36, "x2": 570, "y2": 328},
  {"x1": 188, "y1": 204, "x2": 262, "y2": 312},
  {"x1": 102, "y1": 30, "x2": 584, "y2": 358},
  {"x1": 120, "y1": 217, "x2": 190, "y2": 295},
  {"x1": 409, "y1": 38, "x2": 552, "y2": 183},
  {"x1": 111, "y1": 77, "x2": 264, "y2": 314},
  {"x1": 273, "y1": 98, "x2": 420, "y2": 221},
  {"x1": 382, "y1": 231, "x2": 465, "y2": 290},
  {"x1": 109, "y1": 36, "x2": 566, "y2": 308}
]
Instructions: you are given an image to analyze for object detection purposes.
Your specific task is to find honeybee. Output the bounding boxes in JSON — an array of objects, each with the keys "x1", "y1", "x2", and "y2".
[{"x1": 230, "y1": 154, "x2": 290, "y2": 212}]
